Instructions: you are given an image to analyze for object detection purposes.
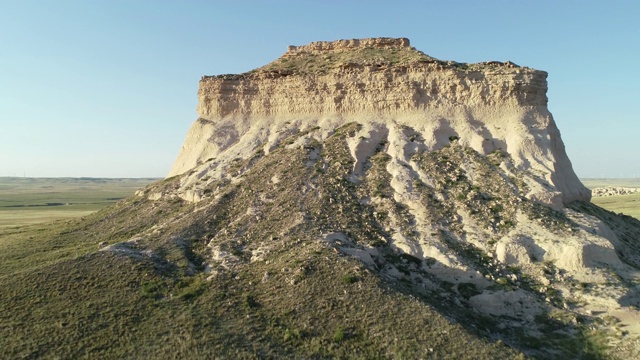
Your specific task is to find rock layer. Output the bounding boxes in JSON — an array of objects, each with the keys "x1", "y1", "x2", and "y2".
[
  {"x1": 592, "y1": 187, "x2": 640, "y2": 197},
  {"x1": 285, "y1": 37, "x2": 411, "y2": 54}
]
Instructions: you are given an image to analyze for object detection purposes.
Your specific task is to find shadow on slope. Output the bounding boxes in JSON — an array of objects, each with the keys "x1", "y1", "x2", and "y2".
[{"x1": 569, "y1": 201, "x2": 640, "y2": 270}]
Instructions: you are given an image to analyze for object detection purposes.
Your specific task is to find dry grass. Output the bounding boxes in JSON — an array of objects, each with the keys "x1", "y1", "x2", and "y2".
[
  {"x1": 581, "y1": 178, "x2": 640, "y2": 189},
  {"x1": 591, "y1": 193, "x2": 640, "y2": 220}
]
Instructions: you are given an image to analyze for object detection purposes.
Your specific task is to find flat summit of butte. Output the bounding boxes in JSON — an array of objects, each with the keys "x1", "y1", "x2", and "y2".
[{"x1": 4, "y1": 38, "x2": 640, "y2": 358}]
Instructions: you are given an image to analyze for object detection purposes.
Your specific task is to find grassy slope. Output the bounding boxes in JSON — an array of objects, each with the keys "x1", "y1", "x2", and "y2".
[
  {"x1": 0, "y1": 205, "x2": 520, "y2": 359},
  {"x1": 3, "y1": 131, "x2": 632, "y2": 358},
  {"x1": 254, "y1": 44, "x2": 503, "y2": 76},
  {"x1": 0, "y1": 178, "x2": 157, "y2": 227},
  {"x1": 257, "y1": 45, "x2": 438, "y2": 75}
]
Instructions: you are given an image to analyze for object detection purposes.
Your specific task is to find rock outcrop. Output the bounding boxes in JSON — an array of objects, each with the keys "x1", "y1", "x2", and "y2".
[
  {"x1": 285, "y1": 37, "x2": 412, "y2": 54},
  {"x1": 169, "y1": 37, "x2": 589, "y2": 207},
  {"x1": 593, "y1": 187, "x2": 640, "y2": 197}
]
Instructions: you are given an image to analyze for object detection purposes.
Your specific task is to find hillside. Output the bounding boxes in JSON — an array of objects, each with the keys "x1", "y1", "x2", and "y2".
[{"x1": 2, "y1": 38, "x2": 640, "y2": 359}]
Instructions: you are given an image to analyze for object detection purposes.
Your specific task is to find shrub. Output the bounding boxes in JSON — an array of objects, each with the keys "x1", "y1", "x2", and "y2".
[
  {"x1": 458, "y1": 282, "x2": 482, "y2": 300},
  {"x1": 342, "y1": 275, "x2": 358, "y2": 284},
  {"x1": 243, "y1": 294, "x2": 260, "y2": 308}
]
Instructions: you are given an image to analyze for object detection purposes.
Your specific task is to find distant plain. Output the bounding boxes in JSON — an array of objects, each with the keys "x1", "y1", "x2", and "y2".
[
  {"x1": 0, "y1": 177, "x2": 157, "y2": 228},
  {"x1": 581, "y1": 178, "x2": 640, "y2": 220}
]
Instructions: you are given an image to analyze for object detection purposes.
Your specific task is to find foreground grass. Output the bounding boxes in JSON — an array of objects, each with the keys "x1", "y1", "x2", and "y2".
[
  {"x1": 0, "y1": 218, "x2": 520, "y2": 359},
  {"x1": 0, "y1": 160, "x2": 522, "y2": 358},
  {"x1": 0, "y1": 177, "x2": 156, "y2": 227},
  {"x1": 0, "y1": 220, "x2": 95, "y2": 276}
]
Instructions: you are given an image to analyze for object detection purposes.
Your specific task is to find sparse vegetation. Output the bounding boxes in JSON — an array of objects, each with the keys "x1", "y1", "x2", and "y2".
[
  {"x1": 257, "y1": 45, "x2": 441, "y2": 75},
  {"x1": 1, "y1": 122, "x2": 638, "y2": 359},
  {"x1": 342, "y1": 274, "x2": 358, "y2": 284}
]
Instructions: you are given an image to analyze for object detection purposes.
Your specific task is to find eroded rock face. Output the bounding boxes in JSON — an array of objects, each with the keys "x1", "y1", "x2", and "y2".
[
  {"x1": 196, "y1": 64, "x2": 547, "y2": 116},
  {"x1": 169, "y1": 38, "x2": 589, "y2": 206}
]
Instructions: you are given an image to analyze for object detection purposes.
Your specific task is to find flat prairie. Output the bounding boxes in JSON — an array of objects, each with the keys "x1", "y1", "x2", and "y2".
[
  {"x1": 0, "y1": 177, "x2": 157, "y2": 228},
  {"x1": 581, "y1": 178, "x2": 640, "y2": 220},
  {"x1": 581, "y1": 178, "x2": 640, "y2": 189}
]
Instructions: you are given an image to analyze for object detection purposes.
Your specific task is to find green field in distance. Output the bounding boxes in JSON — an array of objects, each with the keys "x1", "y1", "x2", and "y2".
[
  {"x1": 581, "y1": 178, "x2": 640, "y2": 189},
  {"x1": 581, "y1": 178, "x2": 640, "y2": 220},
  {"x1": 0, "y1": 177, "x2": 158, "y2": 228}
]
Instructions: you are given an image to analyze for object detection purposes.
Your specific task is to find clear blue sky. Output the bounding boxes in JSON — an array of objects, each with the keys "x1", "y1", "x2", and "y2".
[{"x1": 1, "y1": 0, "x2": 638, "y2": 178}]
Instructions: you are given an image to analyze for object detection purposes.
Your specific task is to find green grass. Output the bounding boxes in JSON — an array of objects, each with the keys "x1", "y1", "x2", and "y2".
[
  {"x1": 0, "y1": 145, "x2": 524, "y2": 359},
  {"x1": 590, "y1": 193, "x2": 640, "y2": 220},
  {"x1": 0, "y1": 220, "x2": 95, "y2": 276},
  {"x1": 580, "y1": 178, "x2": 640, "y2": 220},
  {"x1": 0, "y1": 217, "x2": 521, "y2": 359},
  {"x1": 0, "y1": 177, "x2": 157, "y2": 227}
]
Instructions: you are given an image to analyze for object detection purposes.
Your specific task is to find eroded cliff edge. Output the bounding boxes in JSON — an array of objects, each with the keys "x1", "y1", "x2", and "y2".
[{"x1": 169, "y1": 37, "x2": 589, "y2": 206}]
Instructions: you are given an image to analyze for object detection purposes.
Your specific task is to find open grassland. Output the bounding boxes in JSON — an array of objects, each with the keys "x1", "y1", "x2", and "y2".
[
  {"x1": 0, "y1": 177, "x2": 157, "y2": 228},
  {"x1": 581, "y1": 178, "x2": 640, "y2": 220},
  {"x1": 589, "y1": 194, "x2": 640, "y2": 220},
  {"x1": 582, "y1": 178, "x2": 640, "y2": 189}
]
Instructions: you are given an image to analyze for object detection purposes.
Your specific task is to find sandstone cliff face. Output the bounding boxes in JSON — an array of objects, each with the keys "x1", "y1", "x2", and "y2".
[
  {"x1": 196, "y1": 65, "x2": 546, "y2": 116},
  {"x1": 169, "y1": 37, "x2": 589, "y2": 206}
]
